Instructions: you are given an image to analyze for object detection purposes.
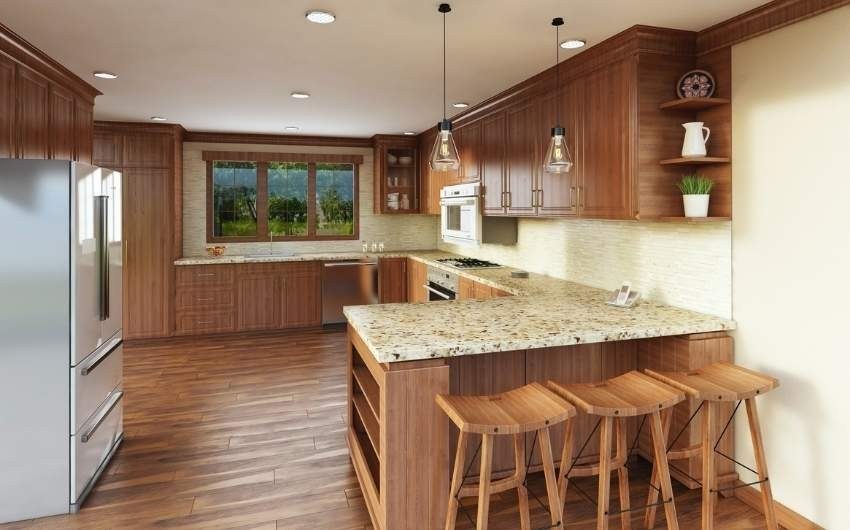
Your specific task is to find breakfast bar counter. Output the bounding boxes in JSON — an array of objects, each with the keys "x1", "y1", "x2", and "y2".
[{"x1": 343, "y1": 258, "x2": 736, "y2": 530}]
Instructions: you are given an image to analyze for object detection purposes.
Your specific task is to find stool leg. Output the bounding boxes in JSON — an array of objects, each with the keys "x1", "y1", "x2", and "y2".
[
  {"x1": 645, "y1": 407, "x2": 672, "y2": 529},
  {"x1": 650, "y1": 411, "x2": 679, "y2": 530},
  {"x1": 745, "y1": 398, "x2": 778, "y2": 530},
  {"x1": 701, "y1": 402, "x2": 716, "y2": 530},
  {"x1": 476, "y1": 433, "x2": 494, "y2": 530},
  {"x1": 616, "y1": 418, "x2": 631, "y2": 530},
  {"x1": 444, "y1": 430, "x2": 468, "y2": 530},
  {"x1": 557, "y1": 418, "x2": 575, "y2": 509},
  {"x1": 514, "y1": 433, "x2": 531, "y2": 530},
  {"x1": 597, "y1": 417, "x2": 614, "y2": 530},
  {"x1": 538, "y1": 426, "x2": 564, "y2": 529}
]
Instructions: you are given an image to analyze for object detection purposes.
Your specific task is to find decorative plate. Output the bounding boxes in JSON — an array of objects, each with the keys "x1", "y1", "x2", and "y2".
[{"x1": 677, "y1": 69, "x2": 716, "y2": 98}]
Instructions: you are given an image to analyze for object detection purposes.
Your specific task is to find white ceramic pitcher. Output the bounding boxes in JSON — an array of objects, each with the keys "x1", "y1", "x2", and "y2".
[{"x1": 681, "y1": 122, "x2": 710, "y2": 157}]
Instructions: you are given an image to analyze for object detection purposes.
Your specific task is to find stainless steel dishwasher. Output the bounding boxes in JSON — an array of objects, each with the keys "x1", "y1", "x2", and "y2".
[{"x1": 322, "y1": 259, "x2": 379, "y2": 324}]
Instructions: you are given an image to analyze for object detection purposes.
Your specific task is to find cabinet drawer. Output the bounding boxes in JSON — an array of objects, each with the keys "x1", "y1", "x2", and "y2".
[
  {"x1": 176, "y1": 265, "x2": 235, "y2": 288},
  {"x1": 72, "y1": 342, "x2": 123, "y2": 435},
  {"x1": 176, "y1": 288, "x2": 236, "y2": 312},
  {"x1": 175, "y1": 311, "x2": 236, "y2": 335},
  {"x1": 72, "y1": 387, "x2": 123, "y2": 503}
]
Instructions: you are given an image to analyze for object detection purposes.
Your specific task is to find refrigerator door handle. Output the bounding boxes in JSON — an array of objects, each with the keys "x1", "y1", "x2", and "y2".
[
  {"x1": 94, "y1": 196, "x2": 109, "y2": 321},
  {"x1": 81, "y1": 390, "x2": 123, "y2": 443}
]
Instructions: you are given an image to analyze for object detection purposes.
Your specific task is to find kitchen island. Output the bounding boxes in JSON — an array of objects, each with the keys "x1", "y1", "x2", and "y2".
[{"x1": 343, "y1": 256, "x2": 736, "y2": 530}]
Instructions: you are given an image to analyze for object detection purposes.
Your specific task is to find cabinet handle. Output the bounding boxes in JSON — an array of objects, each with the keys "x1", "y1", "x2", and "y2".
[
  {"x1": 539, "y1": 189, "x2": 544, "y2": 208},
  {"x1": 570, "y1": 187, "x2": 576, "y2": 208},
  {"x1": 531, "y1": 189, "x2": 537, "y2": 208},
  {"x1": 196, "y1": 272, "x2": 215, "y2": 278},
  {"x1": 579, "y1": 186, "x2": 585, "y2": 208},
  {"x1": 507, "y1": 191, "x2": 512, "y2": 208},
  {"x1": 196, "y1": 297, "x2": 214, "y2": 302},
  {"x1": 197, "y1": 320, "x2": 214, "y2": 325}
]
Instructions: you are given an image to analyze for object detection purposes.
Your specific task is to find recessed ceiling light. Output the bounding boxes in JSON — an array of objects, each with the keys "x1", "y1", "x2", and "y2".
[
  {"x1": 284, "y1": 126, "x2": 300, "y2": 132},
  {"x1": 560, "y1": 39, "x2": 586, "y2": 49},
  {"x1": 150, "y1": 116, "x2": 167, "y2": 121},
  {"x1": 305, "y1": 10, "x2": 335, "y2": 24},
  {"x1": 452, "y1": 102, "x2": 469, "y2": 108},
  {"x1": 93, "y1": 71, "x2": 118, "y2": 79},
  {"x1": 291, "y1": 92, "x2": 311, "y2": 99},
  {"x1": 403, "y1": 131, "x2": 416, "y2": 136}
]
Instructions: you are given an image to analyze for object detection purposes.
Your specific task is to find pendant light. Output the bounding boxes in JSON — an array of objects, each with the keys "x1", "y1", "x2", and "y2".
[
  {"x1": 543, "y1": 17, "x2": 574, "y2": 174},
  {"x1": 429, "y1": 3, "x2": 460, "y2": 172}
]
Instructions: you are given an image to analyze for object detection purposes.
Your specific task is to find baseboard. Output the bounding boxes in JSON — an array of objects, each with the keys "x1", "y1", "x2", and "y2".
[{"x1": 733, "y1": 480, "x2": 824, "y2": 530}]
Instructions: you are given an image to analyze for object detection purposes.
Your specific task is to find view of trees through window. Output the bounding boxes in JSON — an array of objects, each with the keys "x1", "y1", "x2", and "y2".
[
  {"x1": 212, "y1": 162, "x2": 258, "y2": 237},
  {"x1": 209, "y1": 159, "x2": 357, "y2": 241}
]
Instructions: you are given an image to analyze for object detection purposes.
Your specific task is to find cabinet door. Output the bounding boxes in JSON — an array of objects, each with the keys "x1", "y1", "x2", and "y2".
[
  {"x1": 93, "y1": 132, "x2": 123, "y2": 168},
  {"x1": 457, "y1": 121, "x2": 481, "y2": 182},
  {"x1": 505, "y1": 100, "x2": 538, "y2": 216},
  {"x1": 579, "y1": 58, "x2": 634, "y2": 219},
  {"x1": 74, "y1": 100, "x2": 94, "y2": 163},
  {"x1": 472, "y1": 281, "x2": 493, "y2": 300},
  {"x1": 238, "y1": 273, "x2": 278, "y2": 331},
  {"x1": 378, "y1": 257, "x2": 407, "y2": 303},
  {"x1": 280, "y1": 265, "x2": 322, "y2": 328},
  {"x1": 406, "y1": 258, "x2": 428, "y2": 303},
  {"x1": 123, "y1": 168, "x2": 173, "y2": 339},
  {"x1": 537, "y1": 88, "x2": 579, "y2": 217},
  {"x1": 0, "y1": 55, "x2": 14, "y2": 158},
  {"x1": 481, "y1": 111, "x2": 507, "y2": 215},
  {"x1": 457, "y1": 276, "x2": 476, "y2": 300},
  {"x1": 123, "y1": 133, "x2": 172, "y2": 168},
  {"x1": 16, "y1": 66, "x2": 49, "y2": 159},
  {"x1": 48, "y1": 85, "x2": 75, "y2": 160}
]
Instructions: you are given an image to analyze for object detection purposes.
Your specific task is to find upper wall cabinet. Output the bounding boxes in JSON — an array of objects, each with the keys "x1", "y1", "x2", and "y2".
[
  {"x1": 420, "y1": 26, "x2": 731, "y2": 221},
  {"x1": 372, "y1": 134, "x2": 420, "y2": 214},
  {"x1": 0, "y1": 29, "x2": 99, "y2": 162}
]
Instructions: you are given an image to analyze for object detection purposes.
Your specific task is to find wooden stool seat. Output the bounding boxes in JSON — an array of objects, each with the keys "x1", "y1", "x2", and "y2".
[
  {"x1": 549, "y1": 371, "x2": 685, "y2": 418},
  {"x1": 436, "y1": 381, "x2": 576, "y2": 434},
  {"x1": 645, "y1": 362, "x2": 779, "y2": 402},
  {"x1": 437, "y1": 382, "x2": 576, "y2": 530}
]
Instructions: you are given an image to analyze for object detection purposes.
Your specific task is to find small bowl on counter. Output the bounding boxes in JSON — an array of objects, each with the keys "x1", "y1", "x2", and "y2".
[
  {"x1": 398, "y1": 156, "x2": 413, "y2": 166},
  {"x1": 205, "y1": 245, "x2": 227, "y2": 257}
]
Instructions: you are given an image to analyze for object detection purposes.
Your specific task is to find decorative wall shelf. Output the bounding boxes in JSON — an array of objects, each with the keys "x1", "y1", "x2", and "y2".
[
  {"x1": 659, "y1": 97, "x2": 731, "y2": 111},
  {"x1": 660, "y1": 156, "x2": 731, "y2": 166}
]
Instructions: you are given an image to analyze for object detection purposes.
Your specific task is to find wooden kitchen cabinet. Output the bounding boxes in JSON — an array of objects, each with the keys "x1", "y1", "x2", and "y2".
[
  {"x1": 95, "y1": 122, "x2": 183, "y2": 339},
  {"x1": 504, "y1": 99, "x2": 538, "y2": 216},
  {"x1": 378, "y1": 257, "x2": 407, "y2": 303},
  {"x1": 175, "y1": 264, "x2": 237, "y2": 336},
  {"x1": 48, "y1": 85, "x2": 75, "y2": 160},
  {"x1": 16, "y1": 66, "x2": 49, "y2": 159},
  {"x1": 455, "y1": 120, "x2": 481, "y2": 182},
  {"x1": 279, "y1": 262, "x2": 322, "y2": 328},
  {"x1": 406, "y1": 258, "x2": 428, "y2": 303},
  {"x1": 0, "y1": 55, "x2": 14, "y2": 158},
  {"x1": 372, "y1": 135, "x2": 419, "y2": 214},
  {"x1": 480, "y1": 111, "x2": 507, "y2": 215},
  {"x1": 536, "y1": 90, "x2": 579, "y2": 217},
  {"x1": 238, "y1": 265, "x2": 279, "y2": 331}
]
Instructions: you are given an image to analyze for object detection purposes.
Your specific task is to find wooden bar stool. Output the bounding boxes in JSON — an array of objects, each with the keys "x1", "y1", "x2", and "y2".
[
  {"x1": 643, "y1": 362, "x2": 779, "y2": 530},
  {"x1": 548, "y1": 371, "x2": 686, "y2": 530},
  {"x1": 436, "y1": 382, "x2": 577, "y2": 530}
]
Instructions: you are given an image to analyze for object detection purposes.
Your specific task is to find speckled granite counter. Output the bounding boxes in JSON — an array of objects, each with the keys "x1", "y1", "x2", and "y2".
[{"x1": 345, "y1": 253, "x2": 735, "y2": 363}]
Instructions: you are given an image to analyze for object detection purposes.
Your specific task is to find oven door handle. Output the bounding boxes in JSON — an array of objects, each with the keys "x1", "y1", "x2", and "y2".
[
  {"x1": 440, "y1": 198, "x2": 477, "y2": 207},
  {"x1": 423, "y1": 284, "x2": 452, "y2": 300}
]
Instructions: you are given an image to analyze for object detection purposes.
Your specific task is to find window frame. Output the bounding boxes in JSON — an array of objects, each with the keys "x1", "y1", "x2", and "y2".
[{"x1": 205, "y1": 151, "x2": 361, "y2": 243}]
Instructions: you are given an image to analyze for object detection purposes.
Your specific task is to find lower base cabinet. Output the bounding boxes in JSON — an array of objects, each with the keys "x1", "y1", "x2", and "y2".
[{"x1": 175, "y1": 262, "x2": 322, "y2": 335}]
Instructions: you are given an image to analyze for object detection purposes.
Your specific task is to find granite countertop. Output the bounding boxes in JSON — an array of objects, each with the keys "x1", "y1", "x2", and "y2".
[
  {"x1": 344, "y1": 253, "x2": 736, "y2": 363},
  {"x1": 175, "y1": 250, "x2": 735, "y2": 363}
]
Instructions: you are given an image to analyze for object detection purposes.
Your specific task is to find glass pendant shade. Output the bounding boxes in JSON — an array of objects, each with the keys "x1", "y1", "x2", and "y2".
[
  {"x1": 429, "y1": 121, "x2": 460, "y2": 171},
  {"x1": 544, "y1": 126, "x2": 573, "y2": 173}
]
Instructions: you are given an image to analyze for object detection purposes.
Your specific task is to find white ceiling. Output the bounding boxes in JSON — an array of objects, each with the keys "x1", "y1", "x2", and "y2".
[{"x1": 0, "y1": 0, "x2": 766, "y2": 137}]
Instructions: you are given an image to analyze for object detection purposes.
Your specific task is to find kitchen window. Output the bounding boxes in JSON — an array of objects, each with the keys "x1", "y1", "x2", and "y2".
[{"x1": 205, "y1": 151, "x2": 362, "y2": 243}]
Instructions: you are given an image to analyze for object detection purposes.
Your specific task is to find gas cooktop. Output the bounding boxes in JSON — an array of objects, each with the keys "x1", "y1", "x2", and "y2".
[{"x1": 436, "y1": 257, "x2": 502, "y2": 270}]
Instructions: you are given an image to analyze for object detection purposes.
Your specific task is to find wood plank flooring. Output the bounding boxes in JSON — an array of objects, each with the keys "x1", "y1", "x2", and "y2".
[{"x1": 2, "y1": 328, "x2": 773, "y2": 529}]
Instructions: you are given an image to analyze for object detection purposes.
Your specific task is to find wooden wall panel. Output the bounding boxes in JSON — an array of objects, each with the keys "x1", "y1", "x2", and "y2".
[{"x1": 74, "y1": 100, "x2": 93, "y2": 164}]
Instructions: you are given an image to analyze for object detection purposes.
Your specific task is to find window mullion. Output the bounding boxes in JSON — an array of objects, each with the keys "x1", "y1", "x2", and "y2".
[
  {"x1": 257, "y1": 162, "x2": 269, "y2": 241},
  {"x1": 307, "y1": 163, "x2": 317, "y2": 237}
]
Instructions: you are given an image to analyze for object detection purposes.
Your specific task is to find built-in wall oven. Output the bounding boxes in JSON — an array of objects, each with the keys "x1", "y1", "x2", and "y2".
[
  {"x1": 440, "y1": 183, "x2": 518, "y2": 246},
  {"x1": 425, "y1": 266, "x2": 457, "y2": 301}
]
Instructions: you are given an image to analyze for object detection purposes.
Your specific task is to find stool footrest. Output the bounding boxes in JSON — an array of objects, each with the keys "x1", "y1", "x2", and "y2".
[{"x1": 457, "y1": 474, "x2": 523, "y2": 498}]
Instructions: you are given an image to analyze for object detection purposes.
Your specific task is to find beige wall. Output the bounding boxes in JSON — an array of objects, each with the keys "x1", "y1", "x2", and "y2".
[
  {"x1": 732, "y1": 6, "x2": 850, "y2": 528},
  {"x1": 441, "y1": 218, "x2": 732, "y2": 318},
  {"x1": 182, "y1": 142, "x2": 438, "y2": 256}
]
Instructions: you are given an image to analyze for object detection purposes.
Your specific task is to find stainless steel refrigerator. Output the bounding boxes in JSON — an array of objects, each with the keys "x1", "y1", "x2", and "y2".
[{"x1": 0, "y1": 160, "x2": 124, "y2": 523}]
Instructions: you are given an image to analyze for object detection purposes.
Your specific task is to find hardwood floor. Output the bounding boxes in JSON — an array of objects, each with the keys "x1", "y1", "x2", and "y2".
[{"x1": 2, "y1": 328, "x2": 772, "y2": 529}]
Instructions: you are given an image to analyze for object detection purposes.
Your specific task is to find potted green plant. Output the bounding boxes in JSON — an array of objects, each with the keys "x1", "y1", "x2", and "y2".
[{"x1": 676, "y1": 174, "x2": 714, "y2": 217}]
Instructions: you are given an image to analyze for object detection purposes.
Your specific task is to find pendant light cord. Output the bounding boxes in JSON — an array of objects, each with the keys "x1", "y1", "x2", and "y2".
[
  {"x1": 442, "y1": 9, "x2": 447, "y2": 121},
  {"x1": 555, "y1": 22, "x2": 561, "y2": 126}
]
